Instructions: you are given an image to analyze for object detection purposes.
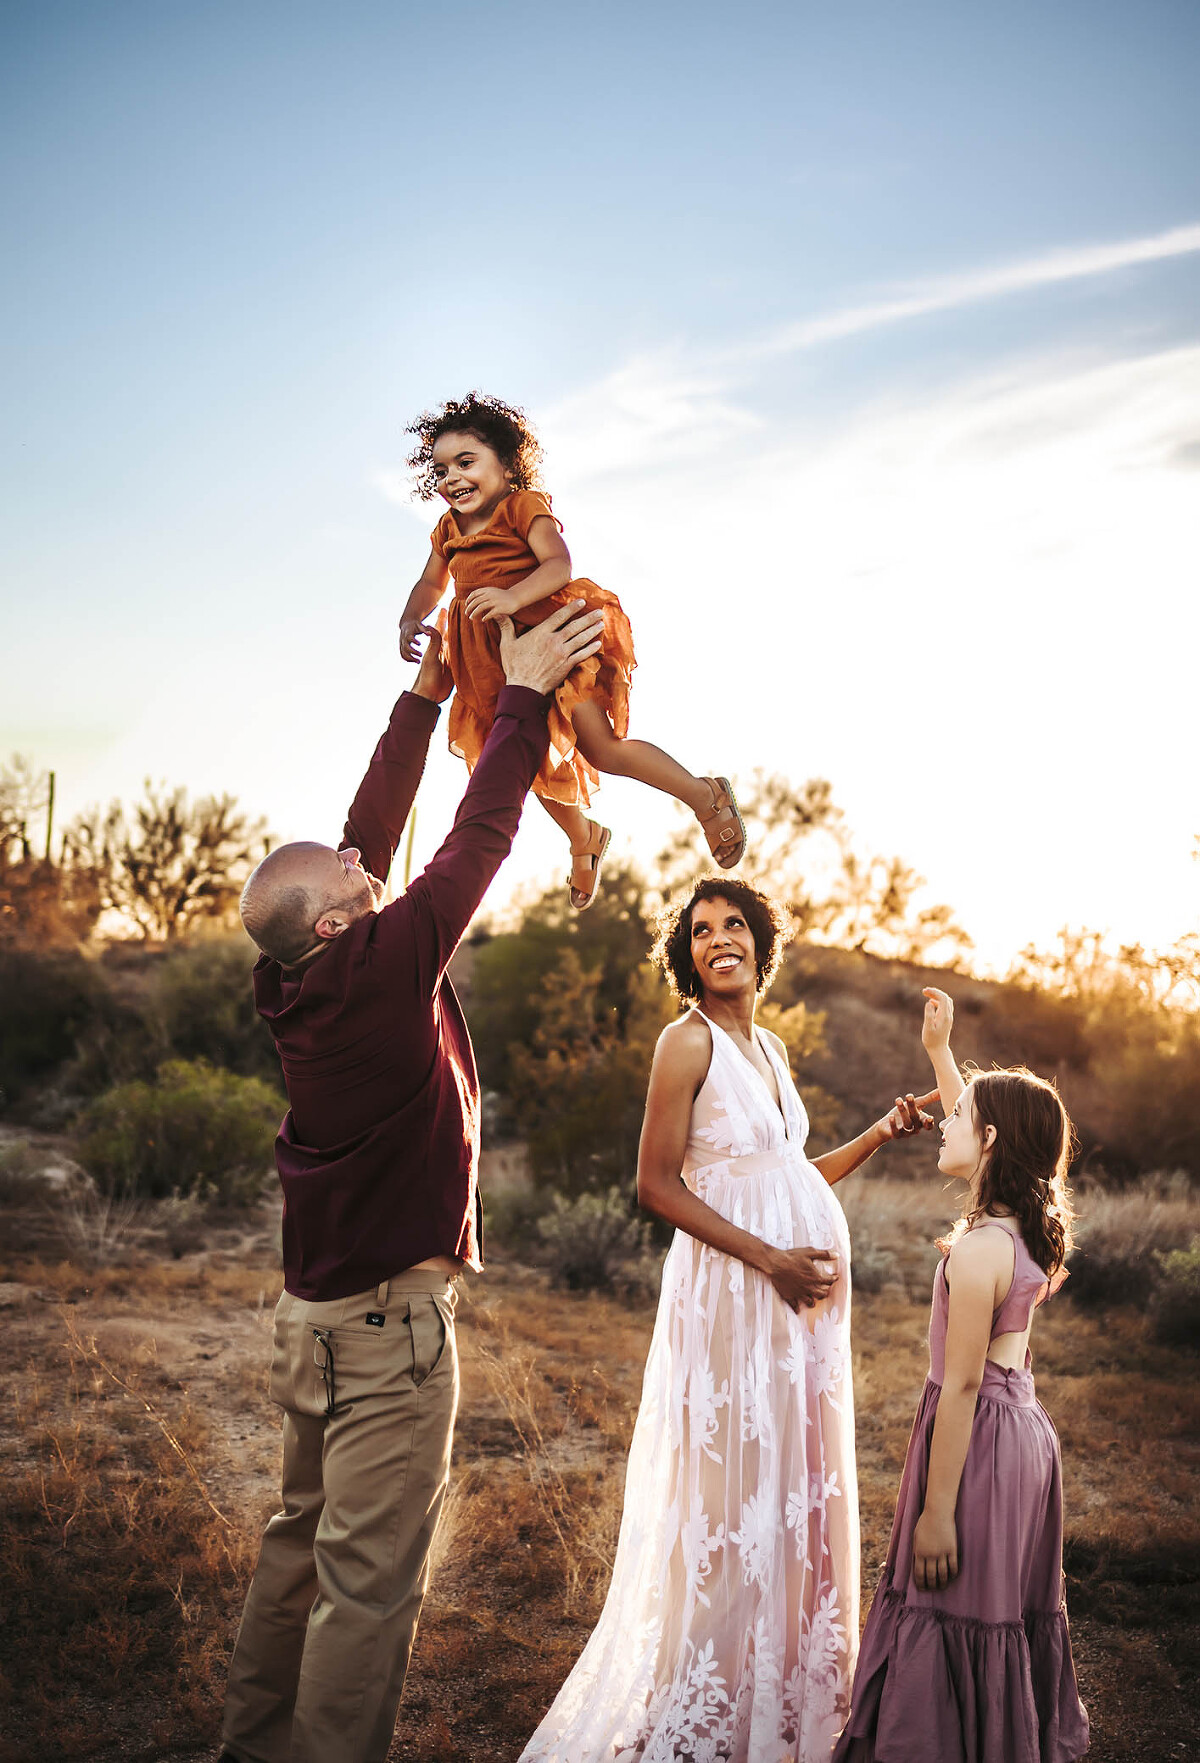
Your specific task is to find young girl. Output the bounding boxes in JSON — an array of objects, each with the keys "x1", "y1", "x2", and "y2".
[
  {"x1": 398, "y1": 392, "x2": 745, "y2": 908},
  {"x1": 833, "y1": 987, "x2": 1090, "y2": 1763}
]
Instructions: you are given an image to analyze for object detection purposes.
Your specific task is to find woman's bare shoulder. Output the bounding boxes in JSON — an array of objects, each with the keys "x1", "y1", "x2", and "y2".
[{"x1": 654, "y1": 1010, "x2": 712, "y2": 1075}]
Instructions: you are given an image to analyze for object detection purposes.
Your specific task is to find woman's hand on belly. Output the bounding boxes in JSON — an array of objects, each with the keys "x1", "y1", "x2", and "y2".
[{"x1": 763, "y1": 1243, "x2": 839, "y2": 1312}]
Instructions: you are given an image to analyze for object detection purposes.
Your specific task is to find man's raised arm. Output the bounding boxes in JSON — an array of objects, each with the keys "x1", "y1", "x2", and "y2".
[
  {"x1": 382, "y1": 604, "x2": 605, "y2": 989},
  {"x1": 341, "y1": 630, "x2": 454, "y2": 884}
]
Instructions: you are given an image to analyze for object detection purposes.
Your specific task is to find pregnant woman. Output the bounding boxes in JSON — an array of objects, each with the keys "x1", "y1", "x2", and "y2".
[{"x1": 521, "y1": 877, "x2": 935, "y2": 1763}]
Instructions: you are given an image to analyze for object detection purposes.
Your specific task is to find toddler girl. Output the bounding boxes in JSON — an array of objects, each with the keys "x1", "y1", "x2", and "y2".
[
  {"x1": 398, "y1": 392, "x2": 745, "y2": 908},
  {"x1": 833, "y1": 986, "x2": 1089, "y2": 1762}
]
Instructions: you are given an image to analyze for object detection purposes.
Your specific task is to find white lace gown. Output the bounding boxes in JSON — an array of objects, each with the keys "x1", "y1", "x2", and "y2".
[{"x1": 521, "y1": 1008, "x2": 858, "y2": 1763}]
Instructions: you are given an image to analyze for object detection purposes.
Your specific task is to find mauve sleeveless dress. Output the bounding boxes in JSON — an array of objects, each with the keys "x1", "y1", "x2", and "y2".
[{"x1": 833, "y1": 1223, "x2": 1089, "y2": 1763}]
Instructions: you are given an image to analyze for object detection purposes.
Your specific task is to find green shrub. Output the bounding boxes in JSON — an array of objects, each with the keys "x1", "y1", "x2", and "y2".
[
  {"x1": 0, "y1": 947, "x2": 110, "y2": 1104},
  {"x1": 1149, "y1": 1240, "x2": 1200, "y2": 1347},
  {"x1": 153, "y1": 937, "x2": 279, "y2": 1081},
  {"x1": 483, "y1": 1184, "x2": 553, "y2": 1255},
  {"x1": 1065, "y1": 1178, "x2": 1198, "y2": 1309},
  {"x1": 0, "y1": 1137, "x2": 46, "y2": 1202},
  {"x1": 78, "y1": 1059, "x2": 283, "y2": 1206},
  {"x1": 536, "y1": 1187, "x2": 653, "y2": 1293},
  {"x1": 848, "y1": 1239, "x2": 901, "y2": 1295}
]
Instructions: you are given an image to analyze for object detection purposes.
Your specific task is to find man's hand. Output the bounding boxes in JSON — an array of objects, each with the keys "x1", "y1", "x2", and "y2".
[
  {"x1": 877, "y1": 1090, "x2": 940, "y2": 1142},
  {"x1": 922, "y1": 987, "x2": 954, "y2": 1052},
  {"x1": 400, "y1": 617, "x2": 437, "y2": 663},
  {"x1": 410, "y1": 612, "x2": 453, "y2": 704},
  {"x1": 497, "y1": 602, "x2": 605, "y2": 694},
  {"x1": 763, "y1": 1244, "x2": 838, "y2": 1312}
]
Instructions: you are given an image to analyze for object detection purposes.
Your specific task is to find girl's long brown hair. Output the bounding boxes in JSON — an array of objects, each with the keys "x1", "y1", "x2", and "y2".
[{"x1": 941, "y1": 1067, "x2": 1076, "y2": 1276}]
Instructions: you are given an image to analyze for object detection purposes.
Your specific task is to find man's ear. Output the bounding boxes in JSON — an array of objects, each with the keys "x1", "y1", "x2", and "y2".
[{"x1": 313, "y1": 911, "x2": 352, "y2": 943}]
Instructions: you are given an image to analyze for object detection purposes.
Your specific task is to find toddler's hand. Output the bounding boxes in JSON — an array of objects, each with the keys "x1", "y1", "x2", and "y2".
[
  {"x1": 400, "y1": 617, "x2": 437, "y2": 662},
  {"x1": 877, "y1": 1091, "x2": 939, "y2": 1141},
  {"x1": 921, "y1": 987, "x2": 954, "y2": 1052},
  {"x1": 411, "y1": 611, "x2": 452, "y2": 704},
  {"x1": 465, "y1": 586, "x2": 510, "y2": 623}
]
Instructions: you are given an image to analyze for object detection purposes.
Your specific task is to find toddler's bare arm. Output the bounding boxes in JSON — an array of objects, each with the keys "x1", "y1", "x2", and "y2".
[{"x1": 399, "y1": 548, "x2": 450, "y2": 659}]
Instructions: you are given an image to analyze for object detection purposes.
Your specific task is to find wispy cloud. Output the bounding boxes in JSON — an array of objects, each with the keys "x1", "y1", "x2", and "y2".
[
  {"x1": 372, "y1": 221, "x2": 1200, "y2": 509},
  {"x1": 744, "y1": 221, "x2": 1200, "y2": 361}
]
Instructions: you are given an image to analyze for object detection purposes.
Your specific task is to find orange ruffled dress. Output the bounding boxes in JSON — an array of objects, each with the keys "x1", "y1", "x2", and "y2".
[{"x1": 432, "y1": 488, "x2": 636, "y2": 808}]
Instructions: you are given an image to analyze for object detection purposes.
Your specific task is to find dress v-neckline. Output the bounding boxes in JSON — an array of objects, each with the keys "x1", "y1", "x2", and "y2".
[{"x1": 696, "y1": 1008, "x2": 790, "y2": 1140}]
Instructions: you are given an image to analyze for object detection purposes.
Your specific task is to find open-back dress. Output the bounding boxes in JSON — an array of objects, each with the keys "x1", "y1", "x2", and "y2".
[{"x1": 832, "y1": 1222, "x2": 1089, "y2": 1762}]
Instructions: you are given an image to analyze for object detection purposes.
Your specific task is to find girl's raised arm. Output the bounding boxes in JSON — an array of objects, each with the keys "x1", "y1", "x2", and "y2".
[
  {"x1": 922, "y1": 986, "x2": 965, "y2": 1115},
  {"x1": 399, "y1": 548, "x2": 451, "y2": 661},
  {"x1": 636, "y1": 1019, "x2": 839, "y2": 1313}
]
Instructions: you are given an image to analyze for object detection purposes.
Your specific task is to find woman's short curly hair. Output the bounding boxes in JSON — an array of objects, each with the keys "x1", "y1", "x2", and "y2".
[
  {"x1": 406, "y1": 392, "x2": 544, "y2": 501},
  {"x1": 651, "y1": 877, "x2": 793, "y2": 1006}
]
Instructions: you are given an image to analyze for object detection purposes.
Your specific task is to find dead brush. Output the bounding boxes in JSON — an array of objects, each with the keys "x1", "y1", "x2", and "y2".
[
  {"x1": 58, "y1": 1176, "x2": 146, "y2": 1268},
  {"x1": 1069, "y1": 1172, "x2": 1200, "y2": 1308},
  {"x1": 472, "y1": 1319, "x2": 619, "y2": 1613},
  {"x1": 840, "y1": 1177, "x2": 950, "y2": 1294},
  {"x1": 0, "y1": 1311, "x2": 254, "y2": 1756}
]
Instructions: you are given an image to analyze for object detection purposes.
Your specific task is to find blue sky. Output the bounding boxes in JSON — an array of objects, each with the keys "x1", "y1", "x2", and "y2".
[{"x1": 4, "y1": 1, "x2": 1198, "y2": 963}]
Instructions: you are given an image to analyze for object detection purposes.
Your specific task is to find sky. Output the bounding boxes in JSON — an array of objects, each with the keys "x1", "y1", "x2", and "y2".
[{"x1": 3, "y1": 0, "x2": 1198, "y2": 967}]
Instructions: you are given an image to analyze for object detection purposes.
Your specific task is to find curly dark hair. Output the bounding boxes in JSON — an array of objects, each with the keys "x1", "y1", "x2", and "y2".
[
  {"x1": 651, "y1": 877, "x2": 793, "y2": 1007},
  {"x1": 939, "y1": 1067, "x2": 1077, "y2": 1277},
  {"x1": 405, "y1": 392, "x2": 544, "y2": 501}
]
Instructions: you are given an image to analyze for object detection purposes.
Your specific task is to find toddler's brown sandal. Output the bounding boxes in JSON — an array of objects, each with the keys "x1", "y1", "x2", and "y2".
[
  {"x1": 697, "y1": 777, "x2": 746, "y2": 870},
  {"x1": 568, "y1": 821, "x2": 612, "y2": 911}
]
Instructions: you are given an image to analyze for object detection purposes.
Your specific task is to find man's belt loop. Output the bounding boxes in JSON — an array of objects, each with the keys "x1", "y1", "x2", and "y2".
[{"x1": 375, "y1": 1279, "x2": 389, "y2": 1308}]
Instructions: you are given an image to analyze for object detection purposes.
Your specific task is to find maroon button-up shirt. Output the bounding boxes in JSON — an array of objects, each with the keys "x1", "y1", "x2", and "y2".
[{"x1": 252, "y1": 684, "x2": 549, "y2": 1300}]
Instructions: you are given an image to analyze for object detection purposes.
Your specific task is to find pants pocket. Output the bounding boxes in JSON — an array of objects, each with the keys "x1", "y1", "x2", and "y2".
[
  {"x1": 268, "y1": 1290, "x2": 295, "y2": 1409},
  {"x1": 408, "y1": 1294, "x2": 449, "y2": 1388}
]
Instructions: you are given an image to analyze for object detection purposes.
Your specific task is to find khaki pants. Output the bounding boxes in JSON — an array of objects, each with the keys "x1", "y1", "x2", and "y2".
[{"x1": 222, "y1": 1271, "x2": 459, "y2": 1763}]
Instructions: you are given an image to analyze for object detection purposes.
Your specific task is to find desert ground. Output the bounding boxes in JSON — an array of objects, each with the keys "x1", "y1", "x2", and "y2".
[{"x1": 1, "y1": 1173, "x2": 1196, "y2": 1763}]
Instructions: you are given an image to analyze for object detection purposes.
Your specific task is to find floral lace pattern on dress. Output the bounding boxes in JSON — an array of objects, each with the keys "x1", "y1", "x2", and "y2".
[{"x1": 520, "y1": 1011, "x2": 859, "y2": 1763}]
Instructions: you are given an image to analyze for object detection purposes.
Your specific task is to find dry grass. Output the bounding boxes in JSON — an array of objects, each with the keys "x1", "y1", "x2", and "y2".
[
  {"x1": 0, "y1": 1306, "x2": 257, "y2": 1761},
  {"x1": 0, "y1": 1178, "x2": 1196, "y2": 1761},
  {"x1": 1068, "y1": 1173, "x2": 1199, "y2": 1307}
]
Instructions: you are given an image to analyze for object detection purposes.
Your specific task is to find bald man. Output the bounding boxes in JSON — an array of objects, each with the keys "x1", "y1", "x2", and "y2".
[{"x1": 220, "y1": 605, "x2": 603, "y2": 1763}]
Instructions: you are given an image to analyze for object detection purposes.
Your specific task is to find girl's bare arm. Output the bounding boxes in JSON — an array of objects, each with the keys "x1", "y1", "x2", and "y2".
[
  {"x1": 922, "y1": 986, "x2": 966, "y2": 1114},
  {"x1": 636, "y1": 1019, "x2": 838, "y2": 1312},
  {"x1": 399, "y1": 550, "x2": 451, "y2": 659},
  {"x1": 912, "y1": 1228, "x2": 1010, "y2": 1590},
  {"x1": 465, "y1": 516, "x2": 572, "y2": 622}
]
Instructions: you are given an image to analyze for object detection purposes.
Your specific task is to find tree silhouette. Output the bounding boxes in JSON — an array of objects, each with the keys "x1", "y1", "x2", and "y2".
[
  {"x1": 0, "y1": 755, "x2": 51, "y2": 865},
  {"x1": 65, "y1": 783, "x2": 269, "y2": 941},
  {"x1": 656, "y1": 769, "x2": 972, "y2": 964},
  {"x1": 0, "y1": 756, "x2": 100, "y2": 945}
]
